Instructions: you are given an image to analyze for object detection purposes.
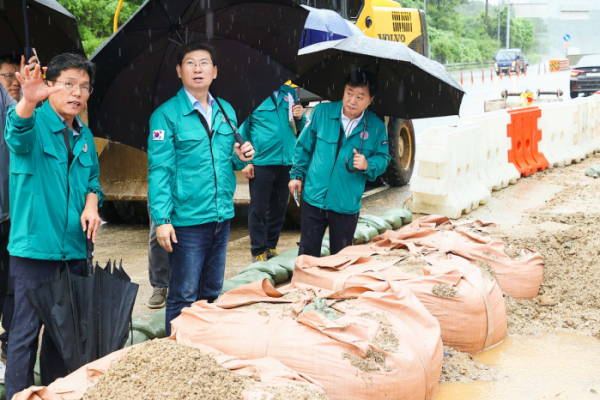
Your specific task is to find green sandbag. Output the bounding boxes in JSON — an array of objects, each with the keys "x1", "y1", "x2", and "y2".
[
  {"x1": 585, "y1": 165, "x2": 600, "y2": 178},
  {"x1": 267, "y1": 247, "x2": 299, "y2": 274},
  {"x1": 0, "y1": 383, "x2": 4, "y2": 400},
  {"x1": 221, "y1": 270, "x2": 275, "y2": 294},
  {"x1": 131, "y1": 308, "x2": 166, "y2": 339},
  {"x1": 322, "y1": 238, "x2": 330, "y2": 250},
  {"x1": 34, "y1": 358, "x2": 41, "y2": 386},
  {"x1": 303, "y1": 298, "x2": 340, "y2": 320},
  {"x1": 354, "y1": 223, "x2": 379, "y2": 243},
  {"x1": 379, "y1": 207, "x2": 413, "y2": 229},
  {"x1": 242, "y1": 261, "x2": 290, "y2": 284},
  {"x1": 358, "y1": 214, "x2": 392, "y2": 233},
  {"x1": 124, "y1": 329, "x2": 152, "y2": 348},
  {"x1": 320, "y1": 246, "x2": 330, "y2": 257},
  {"x1": 353, "y1": 230, "x2": 365, "y2": 245}
]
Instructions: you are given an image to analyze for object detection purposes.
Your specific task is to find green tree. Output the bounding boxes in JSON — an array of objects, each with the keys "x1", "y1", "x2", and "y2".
[{"x1": 58, "y1": 0, "x2": 145, "y2": 56}]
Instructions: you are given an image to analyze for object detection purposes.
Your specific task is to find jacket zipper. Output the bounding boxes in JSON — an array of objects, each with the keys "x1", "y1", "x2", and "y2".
[{"x1": 209, "y1": 111, "x2": 219, "y2": 219}]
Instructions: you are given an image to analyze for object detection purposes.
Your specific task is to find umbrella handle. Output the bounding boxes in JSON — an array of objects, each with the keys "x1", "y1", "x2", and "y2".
[
  {"x1": 234, "y1": 133, "x2": 251, "y2": 159},
  {"x1": 86, "y1": 224, "x2": 94, "y2": 275},
  {"x1": 22, "y1": 0, "x2": 32, "y2": 59},
  {"x1": 345, "y1": 157, "x2": 359, "y2": 174}
]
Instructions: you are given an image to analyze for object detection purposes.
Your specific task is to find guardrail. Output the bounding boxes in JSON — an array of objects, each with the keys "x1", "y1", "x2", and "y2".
[{"x1": 444, "y1": 59, "x2": 529, "y2": 72}]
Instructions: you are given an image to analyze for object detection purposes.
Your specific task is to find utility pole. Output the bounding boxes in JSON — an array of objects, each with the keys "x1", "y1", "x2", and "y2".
[
  {"x1": 484, "y1": 0, "x2": 489, "y2": 34},
  {"x1": 506, "y1": 0, "x2": 511, "y2": 49},
  {"x1": 424, "y1": 0, "x2": 426, "y2": 14}
]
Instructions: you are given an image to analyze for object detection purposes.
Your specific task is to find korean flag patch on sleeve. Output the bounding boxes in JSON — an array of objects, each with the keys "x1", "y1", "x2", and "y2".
[{"x1": 153, "y1": 130, "x2": 165, "y2": 141}]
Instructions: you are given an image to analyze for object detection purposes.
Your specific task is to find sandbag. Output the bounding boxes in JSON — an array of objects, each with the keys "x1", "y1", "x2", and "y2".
[
  {"x1": 352, "y1": 230, "x2": 364, "y2": 245},
  {"x1": 267, "y1": 247, "x2": 299, "y2": 274},
  {"x1": 320, "y1": 247, "x2": 330, "y2": 257},
  {"x1": 13, "y1": 339, "x2": 327, "y2": 400},
  {"x1": 242, "y1": 261, "x2": 290, "y2": 284},
  {"x1": 124, "y1": 330, "x2": 151, "y2": 348},
  {"x1": 354, "y1": 223, "x2": 379, "y2": 244},
  {"x1": 175, "y1": 281, "x2": 443, "y2": 400},
  {"x1": 131, "y1": 308, "x2": 166, "y2": 339},
  {"x1": 378, "y1": 208, "x2": 413, "y2": 229},
  {"x1": 371, "y1": 215, "x2": 544, "y2": 300},
  {"x1": 322, "y1": 238, "x2": 330, "y2": 250},
  {"x1": 221, "y1": 270, "x2": 275, "y2": 294},
  {"x1": 358, "y1": 215, "x2": 392, "y2": 233},
  {"x1": 292, "y1": 251, "x2": 507, "y2": 354}
]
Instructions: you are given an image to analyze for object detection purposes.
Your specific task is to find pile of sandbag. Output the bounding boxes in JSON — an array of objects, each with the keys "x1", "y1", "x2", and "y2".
[
  {"x1": 172, "y1": 281, "x2": 443, "y2": 400},
  {"x1": 14, "y1": 338, "x2": 327, "y2": 400},
  {"x1": 292, "y1": 248, "x2": 507, "y2": 354},
  {"x1": 370, "y1": 215, "x2": 544, "y2": 300}
]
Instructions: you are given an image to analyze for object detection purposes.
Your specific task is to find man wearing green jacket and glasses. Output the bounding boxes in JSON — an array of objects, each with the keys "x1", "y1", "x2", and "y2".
[
  {"x1": 289, "y1": 71, "x2": 390, "y2": 257},
  {"x1": 148, "y1": 42, "x2": 254, "y2": 336},
  {"x1": 239, "y1": 84, "x2": 306, "y2": 262},
  {"x1": 4, "y1": 54, "x2": 103, "y2": 399}
]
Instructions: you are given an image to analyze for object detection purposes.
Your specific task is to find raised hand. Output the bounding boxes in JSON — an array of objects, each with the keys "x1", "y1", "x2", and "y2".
[{"x1": 16, "y1": 63, "x2": 63, "y2": 105}]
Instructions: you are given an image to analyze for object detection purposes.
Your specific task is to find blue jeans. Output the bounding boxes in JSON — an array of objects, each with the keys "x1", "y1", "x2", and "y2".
[
  {"x1": 5, "y1": 257, "x2": 86, "y2": 400},
  {"x1": 166, "y1": 220, "x2": 230, "y2": 336}
]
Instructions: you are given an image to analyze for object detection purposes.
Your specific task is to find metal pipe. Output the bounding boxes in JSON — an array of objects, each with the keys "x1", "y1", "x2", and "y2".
[
  {"x1": 22, "y1": 0, "x2": 32, "y2": 59},
  {"x1": 506, "y1": 0, "x2": 511, "y2": 49},
  {"x1": 114, "y1": 0, "x2": 125, "y2": 33}
]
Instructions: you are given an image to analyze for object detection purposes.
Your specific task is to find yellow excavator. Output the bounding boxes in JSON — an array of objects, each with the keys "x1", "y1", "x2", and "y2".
[{"x1": 94, "y1": 0, "x2": 428, "y2": 222}]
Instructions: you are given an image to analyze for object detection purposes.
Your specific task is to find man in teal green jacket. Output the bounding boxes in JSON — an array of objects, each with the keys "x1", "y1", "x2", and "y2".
[
  {"x1": 4, "y1": 54, "x2": 103, "y2": 400},
  {"x1": 148, "y1": 42, "x2": 254, "y2": 336},
  {"x1": 239, "y1": 84, "x2": 306, "y2": 262},
  {"x1": 289, "y1": 72, "x2": 390, "y2": 257}
]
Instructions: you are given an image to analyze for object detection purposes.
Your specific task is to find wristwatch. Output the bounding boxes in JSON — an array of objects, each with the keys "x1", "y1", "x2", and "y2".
[{"x1": 291, "y1": 175, "x2": 304, "y2": 182}]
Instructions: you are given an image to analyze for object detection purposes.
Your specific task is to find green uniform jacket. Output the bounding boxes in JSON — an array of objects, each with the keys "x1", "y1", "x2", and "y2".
[
  {"x1": 290, "y1": 101, "x2": 390, "y2": 215},
  {"x1": 148, "y1": 87, "x2": 246, "y2": 227},
  {"x1": 5, "y1": 101, "x2": 103, "y2": 261},
  {"x1": 239, "y1": 85, "x2": 307, "y2": 166}
]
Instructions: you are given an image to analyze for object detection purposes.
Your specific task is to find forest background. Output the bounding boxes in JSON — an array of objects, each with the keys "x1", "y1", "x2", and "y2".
[{"x1": 57, "y1": 0, "x2": 543, "y2": 64}]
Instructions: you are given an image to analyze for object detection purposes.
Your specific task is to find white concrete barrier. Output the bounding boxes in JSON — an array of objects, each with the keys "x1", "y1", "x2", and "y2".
[
  {"x1": 464, "y1": 110, "x2": 521, "y2": 190},
  {"x1": 537, "y1": 102, "x2": 585, "y2": 167},
  {"x1": 411, "y1": 122, "x2": 491, "y2": 219},
  {"x1": 572, "y1": 97, "x2": 596, "y2": 157}
]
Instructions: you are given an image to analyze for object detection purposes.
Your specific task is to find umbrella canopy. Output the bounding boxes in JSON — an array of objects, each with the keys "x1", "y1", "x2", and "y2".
[
  {"x1": 0, "y1": 0, "x2": 83, "y2": 61},
  {"x1": 294, "y1": 35, "x2": 465, "y2": 119},
  {"x1": 89, "y1": 0, "x2": 309, "y2": 151},
  {"x1": 26, "y1": 260, "x2": 138, "y2": 372},
  {"x1": 299, "y1": 5, "x2": 361, "y2": 49}
]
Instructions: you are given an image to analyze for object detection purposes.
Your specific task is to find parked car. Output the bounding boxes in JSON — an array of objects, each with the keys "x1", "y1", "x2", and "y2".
[
  {"x1": 494, "y1": 49, "x2": 528, "y2": 75},
  {"x1": 570, "y1": 54, "x2": 600, "y2": 98}
]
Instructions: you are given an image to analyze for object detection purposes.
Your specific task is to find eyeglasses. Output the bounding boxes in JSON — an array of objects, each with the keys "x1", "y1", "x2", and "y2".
[
  {"x1": 183, "y1": 60, "x2": 213, "y2": 70},
  {"x1": 0, "y1": 73, "x2": 17, "y2": 83},
  {"x1": 49, "y1": 80, "x2": 94, "y2": 95}
]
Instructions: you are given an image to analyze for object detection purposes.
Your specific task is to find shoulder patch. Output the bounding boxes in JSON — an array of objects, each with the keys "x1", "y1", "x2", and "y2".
[
  {"x1": 153, "y1": 130, "x2": 165, "y2": 141},
  {"x1": 381, "y1": 140, "x2": 389, "y2": 146}
]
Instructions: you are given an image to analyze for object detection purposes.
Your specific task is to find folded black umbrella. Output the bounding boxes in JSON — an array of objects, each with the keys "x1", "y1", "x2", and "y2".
[
  {"x1": 294, "y1": 35, "x2": 465, "y2": 120},
  {"x1": 89, "y1": 0, "x2": 309, "y2": 151},
  {"x1": 0, "y1": 0, "x2": 83, "y2": 61},
  {"x1": 26, "y1": 249, "x2": 139, "y2": 372}
]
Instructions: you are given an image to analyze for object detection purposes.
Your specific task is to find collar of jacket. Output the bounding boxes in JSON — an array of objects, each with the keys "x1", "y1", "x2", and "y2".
[
  {"x1": 177, "y1": 86, "x2": 228, "y2": 134},
  {"x1": 40, "y1": 100, "x2": 74, "y2": 133},
  {"x1": 39, "y1": 101, "x2": 89, "y2": 161},
  {"x1": 330, "y1": 101, "x2": 370, "y2": 138}
]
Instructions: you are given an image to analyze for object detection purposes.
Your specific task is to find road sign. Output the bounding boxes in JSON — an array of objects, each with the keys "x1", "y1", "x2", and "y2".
[{"x1": 563, "y1": 34, "x2": 571, "y2": 41}]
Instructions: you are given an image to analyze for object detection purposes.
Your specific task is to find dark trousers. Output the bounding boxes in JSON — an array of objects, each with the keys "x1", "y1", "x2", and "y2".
[
  {"x1": 248, "y1": 165, "x2": 291, "y2": 256},
  {"x1": 147, "y1": 202, "x2": 170, "y2": 288},
  {"x1": 298, "y1": 202, "x2": 360, "y2": 257},
  {"x1": 5, "y1": 257, "x2": 86, "y2": 400},
  {"x1": 166, "y1": 220, "x2": 230, "y2": 336},
  {"x1": 0, "y1": 220, "x2": 12, "y2": 346}
]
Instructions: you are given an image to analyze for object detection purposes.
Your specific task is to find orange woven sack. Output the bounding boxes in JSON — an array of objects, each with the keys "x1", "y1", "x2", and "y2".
[
  {"x1": 172, "y1": 281, "x2": 443, "y2": 400},
  {"x1": 292, "y1": 251, "x2": 506, "y2": 354},
  {"x1": 371, "y1": 215, "x2": 544, "y2": 300},
  {"x1": 13, "y1": 339, "x2": 326, "y2": 400}
]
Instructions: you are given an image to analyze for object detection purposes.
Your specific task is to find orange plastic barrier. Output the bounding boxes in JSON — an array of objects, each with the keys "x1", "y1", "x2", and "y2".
[{"x1": 507, "y1": 107, "x2": 549, "y2": 177}]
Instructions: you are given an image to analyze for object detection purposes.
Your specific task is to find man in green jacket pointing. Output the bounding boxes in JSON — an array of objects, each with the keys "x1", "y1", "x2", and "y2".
[
  {"x1": 4, "y1": 54, "x2": 103, "y2": 399},
  {"x1": 148, "y1": 42, "x2": 254, "y2": 336},
  {"x1": 239, "y1": 84, "x2": 306, "y2": 262},
  {"x1": 289, "y1": 71, "x2": 390, "y2": 257}
]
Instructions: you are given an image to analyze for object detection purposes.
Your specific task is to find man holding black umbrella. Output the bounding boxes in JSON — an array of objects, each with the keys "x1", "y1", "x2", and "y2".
[
  {"x1": 289, "y1": 71, "x2": 390, "y2": 257},
  {"x1": 148, "y1": 42, "x2": 255, "y2": 336},
  {"x1": 4, "y1": 54, "x2": 103, "y2": 399}
]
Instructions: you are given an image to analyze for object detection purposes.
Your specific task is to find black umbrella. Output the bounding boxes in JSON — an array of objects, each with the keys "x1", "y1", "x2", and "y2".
[
  {"x1": 89, "y1": 0, "x2": 309, "y2": 151},
  {"x1": 0, "y1": 0, "x2": 83, "y2": 61},
  {"x1": 294, "y1": 35, "x2": 465, "y2": 120},
  {"x1": 26, "y1": 243, "x2": 139, "y2": 372}
]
